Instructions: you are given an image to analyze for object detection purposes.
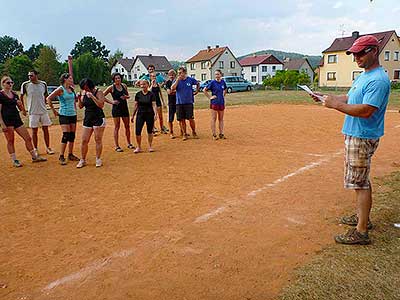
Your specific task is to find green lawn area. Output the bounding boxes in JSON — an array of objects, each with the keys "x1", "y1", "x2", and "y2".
[
  {"x1": 280, "y1": 171, "x2": 400, "y2": 300},
  {"x1": 30, "y1": 88, "x2": 400, "y2": 125}
]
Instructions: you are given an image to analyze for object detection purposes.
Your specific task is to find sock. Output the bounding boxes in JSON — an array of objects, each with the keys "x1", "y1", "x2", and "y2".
[
  {"x1": 30, "y1": 149, "x2": 38, "y2": 158},
  {"x1": 10, "y1": 153, "x2": 17, "y2": 161}
]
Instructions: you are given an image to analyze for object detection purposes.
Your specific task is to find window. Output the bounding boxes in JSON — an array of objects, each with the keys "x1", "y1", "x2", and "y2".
[
  {"x1": 201, "y1": 62, "x2": 206, "y2": 69},
  {"x1": 190, "y1": 63, "x2": 195, "y2": 70},
  {"x1": 134, "y1": 74, "x2": 137, "y2": 79},
  {"x1": 219, "y1": 61, "x2": 224, "y2": 69},
  {"x1": 352, "y1": 71, "x2": 362, "y2": 81},
  {"x1": 191, "y1": 74, "x2": 196, "y2": 78},
  {"x1": 115, "y1": 68, "x2": 119, "y2": 72},
  {"x1": 231, "y1": 73, "x2": 237, "y2": 76},
  {"x1": 394, "y1": 51, "x2": 399, "y2": 61},
  {"x1": 262, "y1": 75, "x2": 267, "y2": 81},
  {"x1": 262, "y1": 66, "x2": 268, "y2": 72},
  {"x1": 328, "y1": 55, "x2": 337, "y2": 63},
  {"x1": 128, "y1": 75, "x2": 132, "y2": 80},
  {"x1": 230, "y1": 61, "x2": 235, "y2": 68},
  {"x1": 384, "y1": 51, "x2": 390, "y2": 61},
  {"x1": 201, "y1": 73, "x2": 206, "y2": 81},
  {"x1": 327, "y1": 72, "x2": 336, "y2": 81},
  {"x1": 121, "y1": 67, "x2": 124, "y2": 72},
  {"x1": 251, "y1": 66, "x2": 257, "y2": 72},
  {"x1": 272, "y1": 66, "x2": 276, "y2": 71},
  {"x1": 394, "y1": 70, "x2": 400, "y2": 80},
  {"x1": 251, "y1": 76, "x2": 257, "y2": 82}
]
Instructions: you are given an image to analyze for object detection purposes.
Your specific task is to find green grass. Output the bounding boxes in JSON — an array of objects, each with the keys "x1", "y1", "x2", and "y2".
[
  {"x1": 23, "y1": 89, "x2": 400, "y2": 125},
  {"x1": 280, "y1": 171, "x2": 400, "y2": 300}
]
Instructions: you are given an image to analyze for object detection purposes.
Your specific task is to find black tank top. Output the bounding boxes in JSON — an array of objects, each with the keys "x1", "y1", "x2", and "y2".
[
  {"x1": 151, "y1": 85, "x2": 161, "y2": 103},
  {"x1": 82, "y1": 89, "x2": 105, "y2": 118},
  {"x1": 111, "y1": 84, "x2": 128, "y2": 104},
  {"x1": 0, "y1": 91, "x2": 20, "y2": 119}
]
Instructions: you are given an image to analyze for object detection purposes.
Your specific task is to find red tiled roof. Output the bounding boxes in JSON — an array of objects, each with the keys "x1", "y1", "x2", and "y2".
[
  {"x1": 239, "y1": 54, "x2": 282, "y2": 66},
  {"x1": 323, "y1": 30, "x2": 396, "y2": 53},
  {"x1": 186, "y1": 47, "x2": 227, "y2": 63}
]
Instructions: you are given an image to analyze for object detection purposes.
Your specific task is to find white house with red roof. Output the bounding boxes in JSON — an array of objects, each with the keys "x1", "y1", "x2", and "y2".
[{"x1": 239, "y1": 54, "x2": 283, "y2": 84}]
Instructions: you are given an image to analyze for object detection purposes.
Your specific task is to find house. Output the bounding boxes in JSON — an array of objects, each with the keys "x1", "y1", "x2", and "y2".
[
  {"x1": 283, "y1": 58, "x2": 314, "y2": 83},
  {"x1": 111, "y1": 57, "x2": 135, "y2": 82},
  {"x1": 185, "y1": 45, "x2": 242, "y2": 81},
  {"x1": 131, "y1": 54, "x2": 172, "y2": 81},
  {"x1": 319, "y1": 30, "x2": 400, "y2": 87},
  {"x1": 239, "y1": 54, "x2": 283, "y2": 84}
]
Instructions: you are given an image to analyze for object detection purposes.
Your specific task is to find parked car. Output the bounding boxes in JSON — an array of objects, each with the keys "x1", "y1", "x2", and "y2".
[
  {"x1": 199, "y1": 80, "x2": 212, "y2": 91},
  {"x1": 222, "y1": 76, "x2": 253, "y2": 93}
]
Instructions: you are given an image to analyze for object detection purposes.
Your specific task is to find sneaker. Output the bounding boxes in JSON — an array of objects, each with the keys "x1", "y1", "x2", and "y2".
[
  {"x1": 76, "y1": 159, "x2": 86, "y2": 168},
  {"x1": 182, "y1": 134, "x2": 188, "y2": 141},
  {"x1": 68, "y1": 153, "x2": 80, "y2": 161},
  {"x1": 334, "y1": 228, "x2": 371, "y2": 245},
  {"x1": 32, "y1": 155, "x2": 47, "y2": 163},
  {"x1": 161, "y1": 126, "x2": 169, "y2": 134},
  {"x1": 213, "y1": 134, "x2": 219, "y2": 141},
  {"x1": 192, "y1": 132, "x2": 199, "y2": 139},
  {"x1": 115, "y1": 146, "x2": 124, "y2": 152},
  {"x1": 170, "y1": 134, "x2": 176, "y2": 139},
  {"x1": 13, "y1": 160, "x2": 22, "y2": 168},
  {"x1": 340, "y1": 214, "x2": 373, "y2": 230},
  {"x1": 134, "y1": 147, "x2": 142, "y2": 154},
  {"x1": 127, "y1": 144, "x2": 135, "y2": 149},
  {"x1": 95, "y1": 158, "x2": 103, "y2": 167},
  {"x1": 149, "y1": 147, "x2": 155, "y2": 153},
  {"x1": 219, "y1": 133, "x2": 226, "y2": 140},
  {"x1": 59, "y1": 156, "x2": 67, "y2": 166},
  {"x1": 46, "y1": 148, "x2": 55, "y2": 155}
]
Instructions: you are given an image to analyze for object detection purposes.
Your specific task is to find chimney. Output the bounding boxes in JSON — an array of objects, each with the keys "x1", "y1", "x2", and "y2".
[
  {"x1": 216, "y1": 45, "x2": 219, "y2": 48},
  {"x1": 352, "y1": 31, "x2": 360, "y2": 39},
  {"x1": 253, "y1": 53, "x2": 257, "y2": 57},
  {"x1": 149, "y1": 54, "x2": 152, "y2": 57},
  {"x1": 207, "y1": 46, "x2": 211, "y2": 52},
  {"x1": 283, "y1": 57, "x2": 290, "y2": 63}
]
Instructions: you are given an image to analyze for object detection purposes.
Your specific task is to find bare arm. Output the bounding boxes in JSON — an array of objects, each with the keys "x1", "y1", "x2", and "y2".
[
  {"x1": 153, "y1": 102, "x2": 158, "y2": 120},
  {"x1": 47, "y1": 87, "x2": 63, "y2": 116},
  {"x1": 131, "y1": 101, "x2": 138, "y2": 122},
  {"x1": 171, "y1": 78, "x2": 180, "y2": 92},
  {"x1": 325, "y1": 98, "x2": 377, "y2": 118},
  {"x1": 77, "y1": 93, "x2": 84, "y2": 109},
  {"x1": 193, "y1": 82, "x2": 200, "y2": 95},
  {"x1": 159, "y1": 85, "x2": 165, "y2": 106},
  {"x1": 203, "y1": 87, "x2": 213, "y2": 100},
  {"x1": 103, "y1": 85, "x2": 117, "y2": 105},
  {"x1": 0, "y1": 103, "x2": 7, "y2": 130}
]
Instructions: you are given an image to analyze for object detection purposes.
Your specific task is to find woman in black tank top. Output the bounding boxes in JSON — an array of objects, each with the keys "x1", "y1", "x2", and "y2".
[
  {"x1": 149, "y1": 72, "x2": 167, "y2": 134},
  {"x1": 104, "y1": 73, "x2": 133, "y2": 152},
  {"x1": 76, "y1": 78, "x2": 107, "y2": 168}
]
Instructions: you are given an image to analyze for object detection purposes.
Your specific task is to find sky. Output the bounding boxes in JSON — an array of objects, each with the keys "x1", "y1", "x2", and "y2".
[{"x1": 1, "y1": 0, "x2": 399, "y2": 61}]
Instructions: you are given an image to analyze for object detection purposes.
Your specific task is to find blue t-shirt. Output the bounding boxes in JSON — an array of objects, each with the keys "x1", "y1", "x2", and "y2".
[
  {"x1": 58, "y1": 86, "x2": 76, "y2": 116},
  {"x1": 140, "y1": 73, "x2": 164, "y2": 84},
  {"x1": 206, "y1": 79, "x2": 227, "y2": 105},
  {"x1": 176, "y1": 77, "x2": 198, "y2": 105},
  {"x1": 342, "y1": 66, "x2": 390, "y2": 139}
]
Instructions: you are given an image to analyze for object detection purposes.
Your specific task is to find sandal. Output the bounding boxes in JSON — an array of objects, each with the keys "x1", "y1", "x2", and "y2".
[
  {"x1": 115, "y1": 146, "x2": 124, "y2": 152},
  {"x1": 334, "y1": 228, "x2": 370, "y2": 245},
  {"x1": 127, "y1": 144, "x2": 135, "y2": 149},
  {"x1": 340, "y1": 214, "x2": 373, "y2": 230}
]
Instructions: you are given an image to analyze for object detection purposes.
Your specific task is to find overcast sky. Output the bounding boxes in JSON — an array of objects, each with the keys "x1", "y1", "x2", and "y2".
[{"x1": 1, "y1": 0, "x2": 399, "y2": 61}]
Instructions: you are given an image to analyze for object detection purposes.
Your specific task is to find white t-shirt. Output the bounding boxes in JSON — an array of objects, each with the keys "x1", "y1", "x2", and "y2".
[{"x1": 21, "y1": 80, "x2": 48, "y2": 115}]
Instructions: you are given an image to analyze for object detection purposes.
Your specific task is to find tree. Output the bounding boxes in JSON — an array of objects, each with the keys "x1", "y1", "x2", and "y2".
[
  {"x1": 70, "y1": 36, "x2": 110, "y2": 61},
  {"x1": 25, "y1": 43, "x2": 45, "y2": 61},
  {"x1": 263, "y1": 70, "x2": 311, "y2": 89},
  {"x1": 72, "y1": 52, "x2": 109, "y2": 85},
  {"x1": 34, "y1": 46, "x2": 62, "y2": 85},
  {"x1": 3, "y1": 55, "x2": 34, "y2": 89},
  {"x1": 108, "y1": 49, "x2": 124, "y2": 69},
  {"x1": 0, "y1": 35, "x2": 24, "y2": 64}
]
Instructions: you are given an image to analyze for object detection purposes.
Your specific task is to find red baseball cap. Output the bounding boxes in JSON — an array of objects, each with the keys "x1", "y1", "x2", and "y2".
[{"x1": 346, "y1": 35, "x2": 380, "y2": 55}]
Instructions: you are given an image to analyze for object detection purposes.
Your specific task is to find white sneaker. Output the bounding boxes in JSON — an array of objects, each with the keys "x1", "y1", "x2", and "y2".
[
  {"x1": 46, "y1": 147, "x2": 55, "y2": 155},
  {"x1": 95, "y1": 158, "x2": 102, "y2": 167},
  {"x1": 76, "y1": 159, "x2": 86, "y2": 168}
]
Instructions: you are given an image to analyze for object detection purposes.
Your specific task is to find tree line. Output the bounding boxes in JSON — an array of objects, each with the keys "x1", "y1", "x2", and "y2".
[{"x1": 0, "y1": 35, "x2": 123, "y2": 89}]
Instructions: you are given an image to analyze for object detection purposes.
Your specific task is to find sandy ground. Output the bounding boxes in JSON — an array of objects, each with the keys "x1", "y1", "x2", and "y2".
[{"x1": 1, "y1": 104, "x2": 399, "y2": 300}]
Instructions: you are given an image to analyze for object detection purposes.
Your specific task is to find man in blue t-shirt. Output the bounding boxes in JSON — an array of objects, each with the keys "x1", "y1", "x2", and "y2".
[
  {"x1": 171, "y1": 67, "x2": 200, "y2": 140},
  {"x1": 312, "y1": 35, "x2": 390, "y2": 245}
]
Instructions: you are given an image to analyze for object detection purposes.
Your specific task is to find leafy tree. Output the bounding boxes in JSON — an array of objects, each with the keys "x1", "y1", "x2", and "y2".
[
  {"x1": 263, "y1": 70, "x2": 311, "y2": 89},
  {"x1": 25, "y1": 43, "x2": 45, "y2": 61},
  {"x1": 3, "y1": 55, "x2": 34, "y2": 89},
  {"x1": 0, "y1": 35, "x2": 24, "y2": 64},
  {"x1": 72, "y1": 52, "x2": 109, "y2": 85},
  {"x1": 70, "y1": 36, "x2": 110, "y2": 61},
  {"x1": 34, "y1": 46, "x2": 62, "y2": 85},
  {"x1": 108, "y1": 49, "x2": 124, "y2": 69}
]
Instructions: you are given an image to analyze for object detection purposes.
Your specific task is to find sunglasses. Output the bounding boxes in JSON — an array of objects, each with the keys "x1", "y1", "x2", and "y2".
[
  {"x1": 28, "y1": 74, "x2": 35, "y2": 77},
  {"x1": 354, "y1": 47, "x2": 374, "y2": 57},
  {"x1": 5, "y1": 81, "x2": 14, "y2": 85}
]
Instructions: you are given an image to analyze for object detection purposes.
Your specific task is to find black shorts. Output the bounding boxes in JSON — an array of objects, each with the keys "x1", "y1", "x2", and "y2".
[
  {"x1": 3, "y1": 116, "x2": 24, "y2": 129},
  {"x1": 83, "y1": 115, "x2": 106, "y2": 128},
  {"x1": 176, "y1": 104, "x2": 194, "y2": 121},
  {"x1": 168, "y1": 105, "x2": 177, "y2": 123},
  {"x1": 59, "y1": 115, "x2": 77, "y2": 125},
  {"x1": 112, "y1": 103, "x2": 130, "y2": 118},
  {"x1": 155, "y1": 98, "x2": 162, "y2": 108},
  {"x1": 135, "y1": 112, "x2": 155, "y2": 136}
]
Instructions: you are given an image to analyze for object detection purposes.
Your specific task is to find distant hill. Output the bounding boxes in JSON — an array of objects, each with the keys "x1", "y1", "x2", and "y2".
[{"x1": 238, "y1": 50, "x2": 322, "y2": 69}]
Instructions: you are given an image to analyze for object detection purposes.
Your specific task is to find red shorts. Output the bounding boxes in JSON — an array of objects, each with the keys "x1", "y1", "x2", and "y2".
[{"x1": 210, "y1": 104, "x2": 225, "y2": 111}]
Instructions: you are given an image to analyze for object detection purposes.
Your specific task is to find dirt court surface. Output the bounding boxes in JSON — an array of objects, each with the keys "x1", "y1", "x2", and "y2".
[{"x1": 1, "y1": 104, "x2": 399, "y2": 300}]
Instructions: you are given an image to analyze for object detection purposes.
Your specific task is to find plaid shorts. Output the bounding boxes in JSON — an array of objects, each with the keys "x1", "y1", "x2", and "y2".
[{"x1": 344, "y1": 135, "x2": 379, "y2": 190}]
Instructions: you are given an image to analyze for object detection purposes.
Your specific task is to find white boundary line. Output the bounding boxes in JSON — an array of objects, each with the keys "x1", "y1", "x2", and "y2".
[{"x1": 38, "y1": 149, "x2": 343, "y2": 296}]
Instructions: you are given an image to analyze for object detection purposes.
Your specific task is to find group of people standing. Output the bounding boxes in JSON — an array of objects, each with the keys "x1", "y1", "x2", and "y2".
[{"x1": 0, "y1": 64, "x2": 228, "y2": 168}]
